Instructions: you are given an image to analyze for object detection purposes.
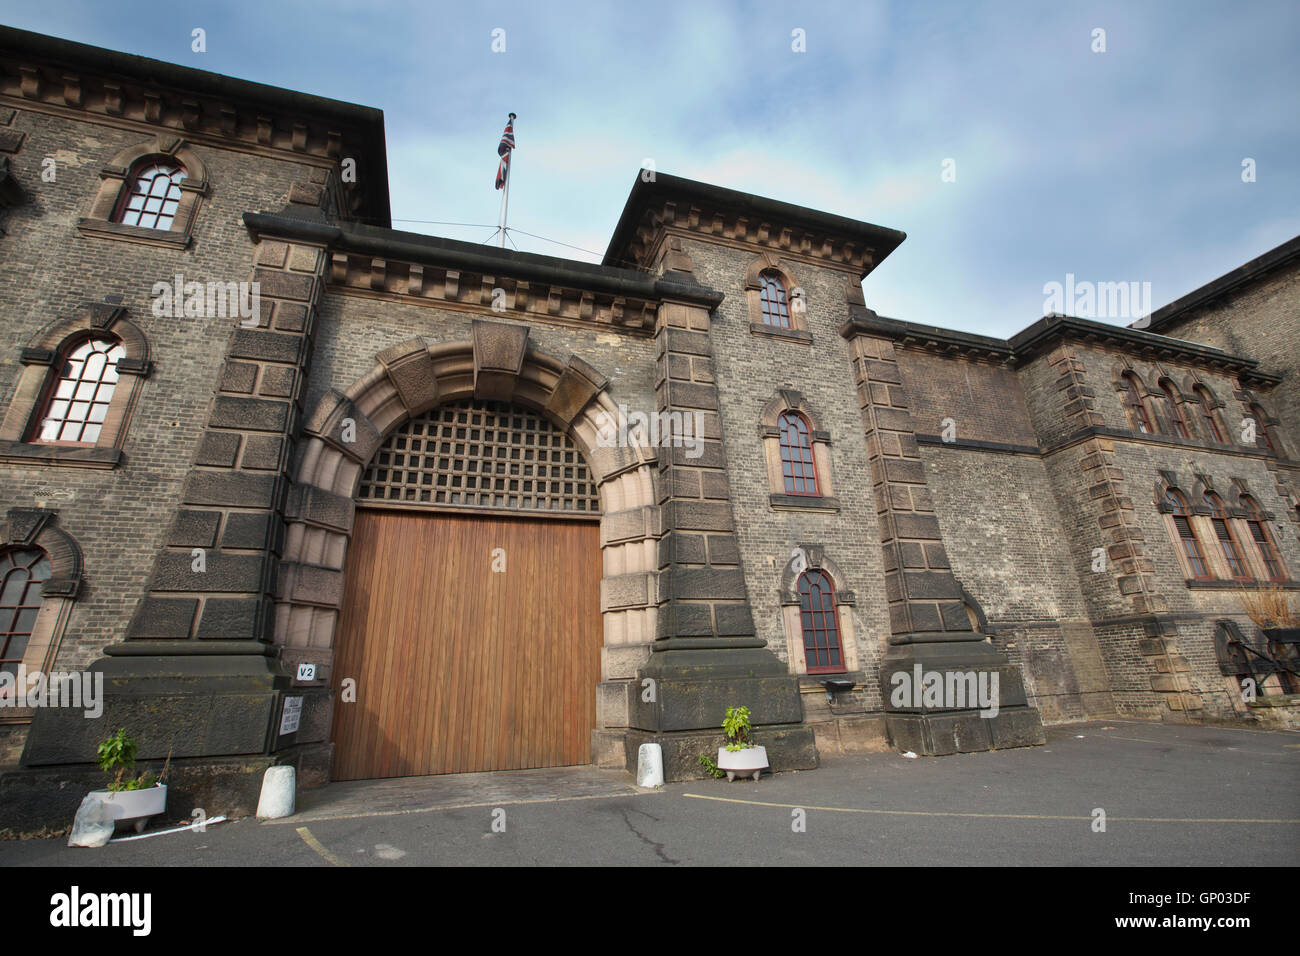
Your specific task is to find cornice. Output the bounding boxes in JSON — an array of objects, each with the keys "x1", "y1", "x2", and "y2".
[
  {"x1": 604, "y1": 172, "x2": 906, "y2": 279},
  {"x1": 0, "y1": 26, "x2": 390, "y2": 225},
  {"x1": 841, "y1": 306, "x2": 1279, "y2": 381},
  {"x1": 245, "y1": 211, "x2": 728, "y2": 336}
]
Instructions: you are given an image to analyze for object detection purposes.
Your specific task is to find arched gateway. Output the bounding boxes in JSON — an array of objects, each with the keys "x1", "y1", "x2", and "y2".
[
  {"x1": 276, "y1": 322, "x2": 659, "y2": 782},
  {"x1": 332, "y1": 400, "x2": 603, "y2": 780}
]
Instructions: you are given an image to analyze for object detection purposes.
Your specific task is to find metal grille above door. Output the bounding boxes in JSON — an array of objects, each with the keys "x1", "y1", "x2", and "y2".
[{"x1": 357, "y1": 399, "x2": 599, "y2": 516}]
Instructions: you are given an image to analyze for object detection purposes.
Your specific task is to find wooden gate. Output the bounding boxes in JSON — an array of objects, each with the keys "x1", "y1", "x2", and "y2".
[{"x1": 330, "y1": 508, "x2": 602, "y2": 781}]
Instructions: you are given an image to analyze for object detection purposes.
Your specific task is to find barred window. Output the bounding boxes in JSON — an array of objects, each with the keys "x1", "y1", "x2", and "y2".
[
  {"x1": 1205, "y1": 493, "x2": 1247, "y2": 579},
  {"x1": 1194, "y1": 386, "x2": 1225, "y2": 443},
  {"x1": 357, "y1": 399, "x2": 598, "y2": 515},
  {"x1": 1243, "y1": 496, "x2": 1285, "y2": 582},
  {"x1": 0, "y1": 548, "x2": 49, "y2": 683},
  {"x1": 759, "y1": 270, "x2": 792, "y2": 329},
  {"x1": 798, "y1": 570, "x2": 844, "y2": 674},
  {"x1": 1123, "y1": 373, "x2": 1152, "y2": 434},
  {"x1": 1248, "y1": 404, "x2": 1276, "y2": 453},
  {"x1": 1160, "y1": 380, "x2": 1190, "y2": 438},
  {"x1": 1166, "y1": 490, "x2": 1210, "y2": 579},
  {"x1": 114, "y1": 159, "x2": 186, "y2": 230},
  {"x1": 31, "y1": 337, "x2": 125, "y2": 445},
  {"x1": 778, "y1": 411, "x2": 819, "y2": 495}
]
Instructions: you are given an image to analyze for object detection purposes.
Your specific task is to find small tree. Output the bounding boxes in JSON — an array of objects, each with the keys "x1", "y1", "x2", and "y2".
[
  {"x1": 722, "y1": 705, "x2": 753, "y2": 752},
  {"x1": 96, "y1": 728, "x2": 156, "y2": 792}
]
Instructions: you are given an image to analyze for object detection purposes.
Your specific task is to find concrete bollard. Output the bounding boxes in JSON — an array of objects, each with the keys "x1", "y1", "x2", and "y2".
[
  {"x1": 636, "y1": 743, "x2": 664, "y2": 788},
  {"x1": 256, "y1": 765, "x2": 296, "y2": 820}
]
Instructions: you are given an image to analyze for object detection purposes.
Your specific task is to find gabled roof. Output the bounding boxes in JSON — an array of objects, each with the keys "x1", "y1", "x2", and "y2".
[
  {"x1": 0, "y1": 25, "x2": 391, "y2": 226},
  {"x1": 603, "y1": 171, "x2": 905, "y2": 278}
]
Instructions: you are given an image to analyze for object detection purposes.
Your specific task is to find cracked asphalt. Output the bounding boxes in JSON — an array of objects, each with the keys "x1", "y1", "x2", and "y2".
[{"x1": 2, "y1": 720, "x2": 1297, "y2": 866}]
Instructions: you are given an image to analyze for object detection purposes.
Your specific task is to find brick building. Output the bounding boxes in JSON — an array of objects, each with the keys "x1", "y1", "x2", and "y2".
[{"x1": 0, "y1": 27, "x2": 1295, "y2": 828}]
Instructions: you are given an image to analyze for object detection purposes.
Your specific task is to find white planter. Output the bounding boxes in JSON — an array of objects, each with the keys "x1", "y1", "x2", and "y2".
[
  {"x1": 717, "y1": 745, "x2": 769, "y2": 782},
  {"x1": 89, "y1": 784, "x2": 167, "y2": 834}
]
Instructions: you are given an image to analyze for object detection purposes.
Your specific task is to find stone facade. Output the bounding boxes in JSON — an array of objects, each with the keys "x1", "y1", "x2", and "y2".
[{"x1": 0, "y1": 27, "x2": 1297, "y2": 832}]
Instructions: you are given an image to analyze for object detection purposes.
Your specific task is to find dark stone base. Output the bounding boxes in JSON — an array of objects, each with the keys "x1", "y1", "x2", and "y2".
[
  {"x1": 879, "y1": 635, "x2": 1045, "y2": 755},
  {"x1": 21, "y1": 653, "x2": 289, "y2": 767},
  {"x1": 885, "y1": 707, "x2": 1045, "y2": 755},
  {"x1": 0, "y1": 752, "x2": 291, "y2": 840},
  {"x1": 625, "y1": 724, "x2": 818, "y2": 781}
]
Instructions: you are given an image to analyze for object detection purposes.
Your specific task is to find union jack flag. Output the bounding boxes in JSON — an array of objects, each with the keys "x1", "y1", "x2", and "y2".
[{"x1": 496, "y1": 113, "x2": 516, "y2": 190}]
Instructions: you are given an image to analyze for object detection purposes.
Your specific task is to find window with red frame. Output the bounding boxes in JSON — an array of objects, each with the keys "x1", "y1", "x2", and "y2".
[
  {"x1": 114, "y1": 158, "x2": 187, "y2": 230},
  {"x1": 759, "y1": 270, "x2": 792, "y2": 329},
  {"x1": 798, "y1": 569, "x2": 844, "y2": 673},
  {"x1": 31, "y1": 337, "x2": 125, "y2": 444},
  {"x1": 1194, "y1": 386, "x2": 1225, "y2": 443},
  {"x1": 0, "y1": 548, "x2": 50, "y2": 683},
  {"x1": 1205, "y1": 493, "x2": 1248, "y2": 579},
  {"x1": 1160, "y1": 381, "x2": 1190, "y2": 438},
  {"x1": 1243, "y1": 496, "x2": 1285, "y2": 581},
  {"x1": 1166, "y1": 490, "x2": 1210, "y2": 579},
  {"x1": 778, "y1": 411, "x2": 819, "y2": 495},
  {"x1": 1122, "y1": 373, "x2": 1152, "y2": 433}
]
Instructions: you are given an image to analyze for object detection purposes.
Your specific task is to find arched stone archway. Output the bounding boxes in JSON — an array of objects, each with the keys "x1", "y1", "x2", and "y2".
[{"x1": 274, "y1": 320, "x2": 660, "y2": 771}]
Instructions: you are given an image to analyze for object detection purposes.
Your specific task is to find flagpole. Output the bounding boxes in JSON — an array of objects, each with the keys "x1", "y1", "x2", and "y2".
[
  {"x1": 497, "y1": 112, "x2": 515, "y2": 249},
  {"x1": 498, "y1": 161, "x2": 510, "y2": 248}
]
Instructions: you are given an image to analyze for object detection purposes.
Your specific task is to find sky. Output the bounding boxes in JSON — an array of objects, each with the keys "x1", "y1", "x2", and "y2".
[{"x1": 3, "y1": 0, "x2": 1297, "y2": 339}]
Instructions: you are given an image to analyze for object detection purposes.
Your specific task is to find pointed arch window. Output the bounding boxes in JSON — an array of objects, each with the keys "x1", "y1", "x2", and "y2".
[
  {"x1": 1242, "y1": 496, "x2": 1285, "y2": 582},
  {"x1": 1166, "y1": 490, "x2": 1210, "y2": 579},
  {"x1": 1159, "y1": 380, "x2": 1190, "y2": 438},
  {"x1": 778, "y1": 411, "x2": 819, "y2": 495},
  {"x1": 0, "y1": 547, "x2": 50, "y2": 683},
  {"x1": 1194, "y1": 385, "x2": 1225, "y2": 443},
  {"x1": 759, "y1": 270, "x2": 792, "y2": 329},
  {"x1": 1122, "y1": 373, "x2": 1152, "y2": 434},
  {"x1": 1205, "y1": 493, "x2": 1247, "y2": 579},
  {"x1": 798, "y1": 569, "x2": 845, "y2": 674},
  {"x1": 1247, "y1": 404, "x2": 1277, "y2": 453},
  {"x1": 29, "y1": 336, "x2": 125, "y2": 445}
]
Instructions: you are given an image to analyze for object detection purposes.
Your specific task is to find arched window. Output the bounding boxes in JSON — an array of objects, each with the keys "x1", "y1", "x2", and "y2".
[
  {"x1": 0, "y1": 547, "x2": 50, "y2": 683},
  {"x1": 1205, "y1": 493, "x2": 1248, "y2": 580},
  {"x1": 759, "y1": 270, "x2": 792, "y2": 329},
  {"x1": 113, "y1": 158, "x2": 187, "y2": 230},
  {"x1": 1247, "y1": 403, "x2": 1277, "y2": 453},
  {"x1": 798, "y1": 569, "x2": 844, "y2": 674},
  {"x1": 778, "y1": 411, "x2": 819, "y2": 495},
  {"x1": 29, "y1": 336, "x2": 125, "y2": 445},
  {"x1": 1194, "y1": 385, "x2": 1225, "y2": 443},
  {"x1": 1166, "y1": 490, "x2": 1210, "y2": 579},
  {"x1": 1122, "y1": 373, "x2": 1152, "y2": 434},
  {"x1": 1242, "y1": 496, "x2": 1285, "y2": 581},
  {"x1": 1159, "y1": 380, "x2": 1190, "y2": 438}
]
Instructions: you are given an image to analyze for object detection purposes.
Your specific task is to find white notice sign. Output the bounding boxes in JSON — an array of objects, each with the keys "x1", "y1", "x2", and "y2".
[{"x1": 280, "y1": 696, "x2": 303, "y2": 735}]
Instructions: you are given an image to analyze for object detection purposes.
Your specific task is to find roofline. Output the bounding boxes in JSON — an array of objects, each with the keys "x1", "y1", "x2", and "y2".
[
  {"x1": 0, "y1": 24, "x2": 392, "y2": 226},
  {"x1": 602, "y1": 171, "x2": 906, "y2": 277},
  {"x1": 0, "y1": 25, "x2": 385, "y2": 128},
  {"x1": 841, "y1": 307, "x2": 1279, "y2": 385},
  {"x1": 243, "y1": 211, "x2": 726, "y2": 309},
  {"x1": 1137, "y1": 234, "x2": 1300, "y2": 333}
]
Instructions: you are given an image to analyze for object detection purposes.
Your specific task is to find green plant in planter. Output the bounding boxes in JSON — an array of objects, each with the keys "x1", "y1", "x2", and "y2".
[
  {"x1": 722, "y1": 705, "x2": 753, "y2": 752},
  {"x1": 96, "y1": 728, "x2": 156, "y2": 793}
]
